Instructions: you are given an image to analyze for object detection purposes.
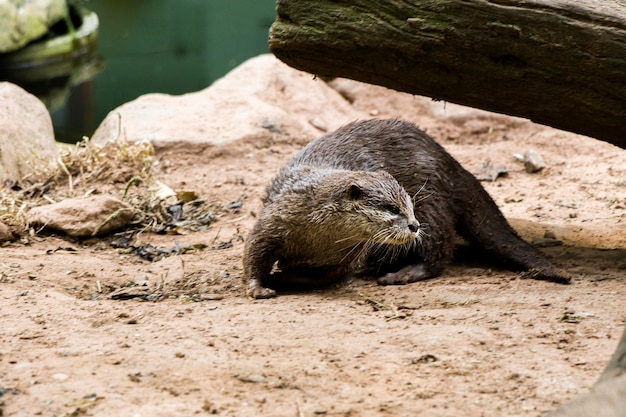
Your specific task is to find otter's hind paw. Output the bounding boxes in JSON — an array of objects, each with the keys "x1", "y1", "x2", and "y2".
[{"x1": 248, "y1": 286, "x2": 277, "y2": 299}]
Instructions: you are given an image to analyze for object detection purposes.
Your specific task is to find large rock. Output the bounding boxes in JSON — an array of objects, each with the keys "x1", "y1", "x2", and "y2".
[
  {"x1": 92, "y1": 54, "x2": 522, "y2": 149},
  {"x1": 27, "y1": 195, "x2": 135, "y2": 237},
  {"x1": 0, "y1": 82, "x2": 58, "y2": 181},
  {"x1": 91, "y1": 54, "x2": 364, "y2": 147},
  {"x1": 0, "y1": 0, "x2": 67, "y2": 53}
]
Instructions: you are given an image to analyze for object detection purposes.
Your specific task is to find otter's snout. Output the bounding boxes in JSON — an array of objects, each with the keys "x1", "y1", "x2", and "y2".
[{"x1": 408, "y1": 221, "x2": 420, "y2": 233}]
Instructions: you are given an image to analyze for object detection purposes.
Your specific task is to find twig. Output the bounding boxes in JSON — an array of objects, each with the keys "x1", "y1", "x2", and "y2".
[
  {"x1": 122, "y1": 176, "x2": 144, "y2": 199},
  {"x1": 42, "y1": 195, "x2": 56, "y2": 204},
  {"x1": 57, "y1": 156, "x2": 73, "y2": 192},
  {"x1": 211, "y1": 227, "x2": 223, "y2": 245},
  {"x1": 225, "y1": 215, "x2": 248, "y2": 223}
]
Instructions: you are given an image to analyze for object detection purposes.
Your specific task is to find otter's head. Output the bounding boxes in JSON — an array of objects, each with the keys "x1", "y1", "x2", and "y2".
[{"x1": 306, "y1": 170, "x2": 421, "y2": 247}]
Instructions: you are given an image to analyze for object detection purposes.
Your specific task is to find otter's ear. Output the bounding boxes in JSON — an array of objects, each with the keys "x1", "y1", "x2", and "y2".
[{"x1": 347, "y1": 183, "x2": 363, "y2": 200}]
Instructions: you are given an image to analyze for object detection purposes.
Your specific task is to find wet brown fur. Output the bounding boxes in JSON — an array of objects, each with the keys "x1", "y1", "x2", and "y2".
[{"x1": 244, "y1": 119, "x2": 571, "y2": 298}]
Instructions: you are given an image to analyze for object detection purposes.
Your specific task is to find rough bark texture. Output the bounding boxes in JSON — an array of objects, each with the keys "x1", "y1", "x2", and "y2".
[{"x1": 269, "y1": 0, "x2": 626, "y2": 148}]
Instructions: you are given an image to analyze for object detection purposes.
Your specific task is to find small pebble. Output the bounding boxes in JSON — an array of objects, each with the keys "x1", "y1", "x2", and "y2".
[
  {"x1": 309, "y1": 118, "x2": 328, "y2": 132},
  {"x1": 261, "y1": 117, "x2": 281, "y2": 133},
  {"x1": 235, "y1": 374, "x2": 266, "y2": 383},
  {"x1": 523, "y1": 149, "x2": 546, "y2": 173}
]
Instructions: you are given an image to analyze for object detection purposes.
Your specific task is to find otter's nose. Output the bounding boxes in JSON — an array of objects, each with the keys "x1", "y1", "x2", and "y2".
[{"x1": 408, "y1": 221, "x2": 420, "y2": 233}]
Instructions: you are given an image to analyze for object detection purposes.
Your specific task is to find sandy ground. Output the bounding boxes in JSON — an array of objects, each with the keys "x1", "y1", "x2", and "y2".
[{"x1": 1, "y1": 81, "x2": 626, "y2": 417}]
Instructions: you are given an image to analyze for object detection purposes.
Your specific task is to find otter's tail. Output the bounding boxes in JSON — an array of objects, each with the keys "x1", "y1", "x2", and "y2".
[{"x1": 457, "y1": 180, "x2": 571, "y2": 284}]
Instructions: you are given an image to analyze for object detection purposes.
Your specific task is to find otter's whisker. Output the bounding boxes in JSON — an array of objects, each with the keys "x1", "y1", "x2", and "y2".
[
  {"x1": 414, "y1": 191, "x2": 435, "y2": 206},
  {"x1": 372, "y1": 240, "x2": 391, "y2": 259},
  {"x1": 370, "y1": 229, "x2": 391, "y2": 243},
  {"x1": 412, "y1": 179, "x2": 429, "y2": 202},
  {"x1": 358, "y1": 231, "x2": 390, "y2": 262},
  {"x1": 334, "y1": 234, "x2": 360, "y2": 245},
  {"x1": 339, "y1": 241, "x2": 366, "y2": 264},
  {"x1": 354, "y1": 241, "x2": 373, "y2": 265},
  {"x1": 417, "y1": 225, "x2": 430, "y2": 239},
  {"x1": 414, "y1": 229, "x2": 423, "y2": 246}
]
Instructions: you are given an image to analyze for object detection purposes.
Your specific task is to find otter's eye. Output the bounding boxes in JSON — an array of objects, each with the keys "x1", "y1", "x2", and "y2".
[
  {"x1": 347, "y1": 184, "x2": 363, "y2": 200},
  {"x1": 384, "y1": 204, "x2": 401, "y2": 215}
]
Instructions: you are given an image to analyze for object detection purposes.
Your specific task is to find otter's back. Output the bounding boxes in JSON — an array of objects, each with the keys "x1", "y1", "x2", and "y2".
[{"x1": 286, "y1": 119, "x2": 462, "y2": 198}]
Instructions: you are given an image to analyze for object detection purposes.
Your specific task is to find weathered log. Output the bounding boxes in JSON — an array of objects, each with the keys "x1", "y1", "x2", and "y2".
[{"x1": 269, "y1": 0, "x2": 626, "y2": 148}]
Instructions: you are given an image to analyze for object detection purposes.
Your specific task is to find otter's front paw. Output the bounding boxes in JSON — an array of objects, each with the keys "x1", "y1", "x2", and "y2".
[
  {"x1": 377, "y1": 264, "x2": 429, "y2": 285},
  {"x1": 248, "y1": 286, "x2": 277, "y2": 299}
]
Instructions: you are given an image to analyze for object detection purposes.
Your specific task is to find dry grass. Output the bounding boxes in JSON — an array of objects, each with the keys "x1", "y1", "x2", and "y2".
[{"x1": 1, "y1": 136, "x2": 215, "y2": 235}]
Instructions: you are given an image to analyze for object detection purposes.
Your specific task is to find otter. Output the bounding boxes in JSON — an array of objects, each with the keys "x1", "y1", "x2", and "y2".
[{"x1": 244, "y1": 119, "x2": 571, "y2": 299}]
